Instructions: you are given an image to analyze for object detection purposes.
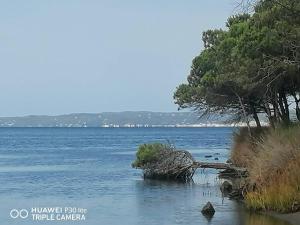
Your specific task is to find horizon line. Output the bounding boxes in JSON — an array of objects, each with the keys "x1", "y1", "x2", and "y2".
[{"x1": 0, "y1": 110, "x2": 197, "y2": 118}]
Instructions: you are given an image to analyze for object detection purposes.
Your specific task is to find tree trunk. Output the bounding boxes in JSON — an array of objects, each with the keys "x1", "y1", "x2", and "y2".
[
  {"x1": 296, "y1": 106, "x2": 300, "y2": 122},
  {"x1": 272, "y1": 93, "x2": 281, "y2": 124},
  {"x1": 278, "y1": 94, "x2": 286, "y2": 120},
  {"x1": 282, "y1": 91, "x2": 290, "y2": 123},
  {"x1": 264, "y1": 102, "x2": 274, "y2": 128},
  {"x1": 235, "y1": 94, "x2": 251, "y2": 137},
  {"x1": 293, "y1": 93, "x2": 300, "y2": 121},
  {"x1": 279, "y1": 91, "x2": 290, "y2": 124},
  {"x1": 250, "y1": 103, "x2": 261, "y2": 128}
]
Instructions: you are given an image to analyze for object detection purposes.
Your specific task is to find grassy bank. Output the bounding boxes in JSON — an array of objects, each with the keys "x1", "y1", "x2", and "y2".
[{"x1": 231, "y1": 125, "x2": 300, "y2": 213}]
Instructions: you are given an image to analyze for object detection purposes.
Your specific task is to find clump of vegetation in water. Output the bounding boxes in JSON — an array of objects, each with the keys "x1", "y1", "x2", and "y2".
[
  {"x1": 132, "y1": 143, "x2": 167, "y2": 168},
  {"x1": 132, "y1": 143, "x2": 195, "y2": 182}
]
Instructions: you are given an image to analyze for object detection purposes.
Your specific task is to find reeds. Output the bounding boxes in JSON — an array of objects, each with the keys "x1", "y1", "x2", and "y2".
[{"x1": 231, "y1": 125, "x2": 300, "y2": 212}]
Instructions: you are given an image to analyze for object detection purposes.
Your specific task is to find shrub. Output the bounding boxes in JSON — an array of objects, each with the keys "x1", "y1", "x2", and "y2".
[{"x1": 132, "y1": 143, "x2": 168, "y2": 168}]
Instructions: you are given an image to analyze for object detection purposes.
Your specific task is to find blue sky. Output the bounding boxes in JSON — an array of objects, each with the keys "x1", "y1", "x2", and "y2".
[{"x1": 0, "y1": 0, "x2": 237, "y2": 116}]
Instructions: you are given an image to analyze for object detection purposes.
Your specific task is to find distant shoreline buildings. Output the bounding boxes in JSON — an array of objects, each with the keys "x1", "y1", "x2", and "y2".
[{"x1": 0, "y1": 111, "x2": 268, "y2": 128}]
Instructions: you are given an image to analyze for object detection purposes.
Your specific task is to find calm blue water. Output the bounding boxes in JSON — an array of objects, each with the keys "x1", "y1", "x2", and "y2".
[{"x1": 0, "y1": 128, "x2": 290, "y2": 225}]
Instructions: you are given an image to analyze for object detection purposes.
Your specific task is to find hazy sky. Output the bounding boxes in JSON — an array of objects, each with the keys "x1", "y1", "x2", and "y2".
[{"x1": 0, "y1": 0, "x2": 237, "y2": 116}]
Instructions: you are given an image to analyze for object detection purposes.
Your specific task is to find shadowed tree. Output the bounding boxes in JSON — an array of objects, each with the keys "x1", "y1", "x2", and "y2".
[{"x1": 174, "y1": 0, "x2": 300, "y2": 129}]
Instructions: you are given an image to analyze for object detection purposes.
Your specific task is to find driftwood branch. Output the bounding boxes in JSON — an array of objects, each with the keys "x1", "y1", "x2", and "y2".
[
  {"x1": 135, "y1": 149, "x2": 247, "y2": 181},
  {"x1": 192, "y1": 161, "x2": 248, "y2": 178}
]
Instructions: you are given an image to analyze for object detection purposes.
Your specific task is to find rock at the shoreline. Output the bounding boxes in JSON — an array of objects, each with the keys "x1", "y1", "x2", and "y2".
[
  {"x1": 219, "y1": 168, "x2": 248, "y2": 178},
  {"x1": 201, "y1": 202, "x2": 215, "y2": 217},
  {"x1": 226, "y1": 159, "x2": 233, "y2": 164},
  {"x1": 292, "y1": 201, "x2": 300, "y2": 212},
  {"x1": 228, "y1": 190, "x2": 244, "y2": 200},
  {"x1": 220, "y1": 180, "x2": 232, "y2": 193}
]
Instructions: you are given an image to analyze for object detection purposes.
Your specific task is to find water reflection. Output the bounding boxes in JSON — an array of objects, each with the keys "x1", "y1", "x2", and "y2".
[
  {"x1": 242, "y1": 211, "x2": 291, "y2": 225},
  {"x1": 134, "y1": 179, "x2": 291, "y2": 225}
]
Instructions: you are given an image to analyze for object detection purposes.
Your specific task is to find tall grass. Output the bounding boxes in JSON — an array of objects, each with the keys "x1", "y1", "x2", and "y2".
[
  {"x1": 231, "y1": 125, "x2": 300, "y2": 213},
  {"x1": 230, "y1": 127, "x2": 265, "y2": 168}
]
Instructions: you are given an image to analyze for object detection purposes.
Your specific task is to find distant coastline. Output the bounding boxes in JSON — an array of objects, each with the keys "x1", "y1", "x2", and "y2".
[{"x1": 0, "y1": 111, "x2": 239, "y2": 128}]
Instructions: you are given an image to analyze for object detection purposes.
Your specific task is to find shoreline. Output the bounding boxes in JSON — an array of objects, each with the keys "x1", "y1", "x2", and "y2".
[
  {"x1": 220, "y1": 163, "x2": 300, "y2": 225},
  {"x1": 267, "y1": 212, "x2": 300, "y2": 225}
]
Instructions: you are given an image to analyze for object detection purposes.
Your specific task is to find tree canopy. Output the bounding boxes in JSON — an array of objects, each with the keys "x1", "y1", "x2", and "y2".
[{"x1": 174, "y1": 0, "x2": 300, "y2": 128}]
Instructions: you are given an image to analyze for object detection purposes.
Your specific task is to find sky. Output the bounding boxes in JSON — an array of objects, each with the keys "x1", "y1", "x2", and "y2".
[{"x1": 0, "y1": 0, "x2": 238, "y2": 116}]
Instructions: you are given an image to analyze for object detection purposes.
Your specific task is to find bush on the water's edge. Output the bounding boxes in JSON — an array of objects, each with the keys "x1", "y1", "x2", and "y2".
[
  {"x1": 231, "y1": 125, "x2": 300, "y2": 213},
  {"x1": 132, "y1": 143, "x2": 167, "y2": 168}
]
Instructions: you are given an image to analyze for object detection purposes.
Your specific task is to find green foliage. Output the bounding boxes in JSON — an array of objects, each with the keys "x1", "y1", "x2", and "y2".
[
  {"x1": 174, "y1": 0, "x2": 300, "y2": 127},
  {"x1": 175, "y1": 0, "x2": 300, "y2": 212},
  {"x1": 132, "y1": 143, "x2": 166, "y2": 168}
]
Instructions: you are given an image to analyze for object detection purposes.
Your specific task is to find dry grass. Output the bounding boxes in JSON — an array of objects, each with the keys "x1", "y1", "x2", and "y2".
[
  {"x1": 231, "y1": 125, "x2": 300, "y2": 213},
  {"x1": 230, "y1": 127, "x2": 264, "y2": 167},
  {"x1": 246, "y1": 162, "x2": 300, "y2": 212}
]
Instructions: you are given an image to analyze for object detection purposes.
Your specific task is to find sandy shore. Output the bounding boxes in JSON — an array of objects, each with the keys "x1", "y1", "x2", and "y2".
[{"x1": 268, "y1": 212, "x2": 300, "y2": 225}]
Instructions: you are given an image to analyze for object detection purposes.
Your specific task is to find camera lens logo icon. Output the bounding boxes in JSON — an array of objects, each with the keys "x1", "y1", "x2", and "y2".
[{"x1": 10, "y1": 209, "x2": 29, "y2": 219}]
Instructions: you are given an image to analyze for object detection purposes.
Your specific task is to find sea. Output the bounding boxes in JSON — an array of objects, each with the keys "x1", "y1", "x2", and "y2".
[{"x1": 0, "y1": 127, "x2": 290, "y2": 225}]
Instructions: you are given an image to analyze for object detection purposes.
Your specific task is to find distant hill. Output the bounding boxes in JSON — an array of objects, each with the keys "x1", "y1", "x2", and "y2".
[{"x1": 0, "y1": 111, "x2": 231, "y2": 127}]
